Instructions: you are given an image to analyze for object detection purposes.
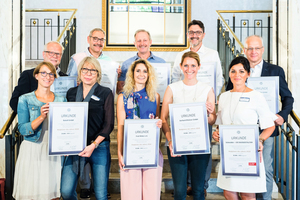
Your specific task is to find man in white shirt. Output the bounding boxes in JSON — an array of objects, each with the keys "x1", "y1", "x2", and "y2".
[
  {"x1": 172, "y1": 20, "x2": 223, "y2": 196},
  {"x1": 171, "y1": 20, "x2": 223, "y2": 97}
]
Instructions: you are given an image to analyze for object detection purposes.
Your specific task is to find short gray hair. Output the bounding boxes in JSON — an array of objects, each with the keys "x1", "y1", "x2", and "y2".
[
  {"x1": 44, "y1": 41, "x2": 63, "y2": 52},
  {"x1": 89, "y1": 28, "x2": 106, "y2": 38},
  {"x1": 77, "y1": 56, "x2": 102, "y2": 83},
  {"x1": 134, "y1": 29, "x2": 152, "y2": 41},
  {"x1": 244, "y1": 35, "x2": 264, "y2": 48}
]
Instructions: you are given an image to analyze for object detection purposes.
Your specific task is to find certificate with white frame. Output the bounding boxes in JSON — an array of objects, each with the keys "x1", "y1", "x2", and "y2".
[
  {"x1": 152, "y1": 63, "x2": 171, "y2": 103},
  {"x1": 219, "y1": 125, "x2": 260, "y2": 177},
  {"x1": 48, "y1": 102, "x2": 88, "y2": 156},
  {"x1": 247, "y1": 76, "x2": 279, "y2": 114},
  {"x1": 196, "y1": 62, "x2": 217, "y2": 102},
  {"x1": 50, "y1": 76, "x2": 77, "y2": 98},
  {"x1": 123, "y1": 119, "x2": 160, "y2": 169},
  {"x1": 99, "y1": 60, "x2": 119, "y2": 96},
  {"x1": 169, "y1": 102, "x2": 210, "y2": 155}
]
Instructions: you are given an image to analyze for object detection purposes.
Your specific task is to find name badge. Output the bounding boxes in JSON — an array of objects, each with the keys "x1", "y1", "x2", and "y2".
[
  {"x1": 91, "y1": 95, "x2": 100, "y2": 101},
  {"x1": 239, "y1": 97, "x2": 250, "y2": 102}
]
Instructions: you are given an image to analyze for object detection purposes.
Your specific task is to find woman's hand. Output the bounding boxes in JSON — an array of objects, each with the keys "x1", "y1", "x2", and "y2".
[
  {"x1": 212, "y1": 129, "x2": 220, "y2": 142},
  {"x1": 155, "y1": 118, "x2": 162, "y2": 129},
  {"x1": 258, "y1": 141, "x2": 264, "y2": 163},
  {"x1": 118, "y1": 154, "x2": 126, "y2": 171},
  {"x1": 206, "y1": 102, "x2": 214, "y2": 116},
  {"x1": 78, "y1": 144, "x2": 95, "y2": 157},
  {"x1": 40, "y1": 103, "x2": 49, "y2": 120},
  {"x1": 168, "y1": 141, "x2": 181, "y2": 157}
]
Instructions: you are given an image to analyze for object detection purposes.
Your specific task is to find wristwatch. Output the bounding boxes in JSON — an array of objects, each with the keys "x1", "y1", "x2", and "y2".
[
  {"x1": 259, "y1": 137, "x2": 265, "y2": 145},
  {"x1": 92, "y1": 141, "x2": 99, "y2": 148}
]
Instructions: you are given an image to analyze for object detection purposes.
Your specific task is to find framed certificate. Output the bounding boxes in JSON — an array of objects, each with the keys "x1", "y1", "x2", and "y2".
[
  {"x1": 50, "y1": 76, "x2": 77, "y2": 97},
  {"x1": 247, "y1": 77, "x2": 279, "y2": 114},
  {"x1": 123, "y1": 119, "x2": 160, "y2": 169},
  {"x1": 99, "y1": 60, "x2": 119, "y2": 96},
  {"x1": 48, "y1": 102, "x2": 89, "y2": 156},
  {"x1": 197, "y1": 62, "x2": 217, "y2": 102},
  {"x1": 169, "y1": 102, "x2": 210, "y2": 155},
  {"x1": 219, "y1": 125, "x2": 260, "y2": 177},
  {"x1": 152, "y1": 63, "x2": 171, "y2": 103}
]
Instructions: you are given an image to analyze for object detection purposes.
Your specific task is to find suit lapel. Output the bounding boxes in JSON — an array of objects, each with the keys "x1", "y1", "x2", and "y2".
[{"x1": 261, "y1": 60, "x2": 270, "y2": 76}]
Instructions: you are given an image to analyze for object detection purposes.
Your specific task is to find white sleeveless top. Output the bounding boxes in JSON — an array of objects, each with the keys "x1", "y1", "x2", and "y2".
[{"x1": 166, "y1": 81, "x2": 212, "y2": 146}]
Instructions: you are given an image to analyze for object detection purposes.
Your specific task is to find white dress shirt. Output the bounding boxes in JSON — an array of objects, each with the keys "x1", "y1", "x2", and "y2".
[
  {"x1": 250, "y1": 60, "x2": 263, "y2": 77},
  {"x1": 171, "y1": 45, "x2": 224, "y2": 96}
]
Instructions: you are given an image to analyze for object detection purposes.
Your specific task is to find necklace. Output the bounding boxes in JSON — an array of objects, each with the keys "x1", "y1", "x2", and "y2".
[
  {"x1": 182, "y1": 81, "x2": 198, "y2": 103},
  {"x1": 229, "y1": 87, "x2": 247, "y2": 124}
]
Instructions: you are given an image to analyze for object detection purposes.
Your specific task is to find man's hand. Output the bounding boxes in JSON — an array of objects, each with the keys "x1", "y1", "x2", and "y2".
[{"x1": 274, "y1": 114, "x2": 284, "y2": 126}]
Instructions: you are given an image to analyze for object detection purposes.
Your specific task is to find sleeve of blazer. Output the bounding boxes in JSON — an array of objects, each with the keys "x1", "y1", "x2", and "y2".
[
  {"x1": 10, "y1": 70, "x2": 33, "y2": 113},
  {"x1": 277, "y1": 67, "x2": 294, "y2": 122}
]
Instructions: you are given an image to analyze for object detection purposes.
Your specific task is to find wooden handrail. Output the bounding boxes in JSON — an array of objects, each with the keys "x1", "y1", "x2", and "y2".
[{"x1": 0, "y1": 112, "x2": 16, "y2": 139}]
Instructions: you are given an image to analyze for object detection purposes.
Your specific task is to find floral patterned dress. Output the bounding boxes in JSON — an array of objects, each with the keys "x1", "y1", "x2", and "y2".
[{"x1": 123, "y1": 87, "x2": 156, "y2": 120}]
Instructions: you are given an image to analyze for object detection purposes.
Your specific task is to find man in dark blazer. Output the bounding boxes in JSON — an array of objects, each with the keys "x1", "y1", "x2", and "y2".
[
  {"x1": 10, "y1": 41, "x2": 67, "y2": 113},
  {"x1": 226, "y1": 35, "x2": 294, "y2": 200}
]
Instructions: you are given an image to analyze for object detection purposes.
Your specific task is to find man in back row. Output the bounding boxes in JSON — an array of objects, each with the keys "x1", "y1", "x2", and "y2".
[
  {"x1": 10, "y1": 41, "x2": 67, "y2": 113},
  {"x1": 67, "y1": 28, "x2": 120, "y2": 78},
  {"x1": 117, "y1": 29, "x2": 166, "y2": 93}
]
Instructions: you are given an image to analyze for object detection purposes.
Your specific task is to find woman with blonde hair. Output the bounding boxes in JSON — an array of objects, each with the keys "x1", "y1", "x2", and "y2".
[
  {"x1": 13, "y1": 62, "x2": 66, "y2": 199},
  {"x1": 61, "y1": 56, "x2": 114, "y2": 200},
  {"x1": 161, "y1": 51, "x2": 216, "y2": 200},
  {"x1": 117, "y1": 59, "x2": 163, "y2": 200}
]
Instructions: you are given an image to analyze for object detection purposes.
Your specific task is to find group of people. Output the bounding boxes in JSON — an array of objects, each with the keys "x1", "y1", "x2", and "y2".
[{"x1": 10, "y1": 19, "x2": 293, "y2": 200}]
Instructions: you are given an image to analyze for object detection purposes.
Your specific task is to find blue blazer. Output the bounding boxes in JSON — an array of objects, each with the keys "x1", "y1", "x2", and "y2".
[{"x1": 225, "y1": 60, "x2": 294, "y2": 137}]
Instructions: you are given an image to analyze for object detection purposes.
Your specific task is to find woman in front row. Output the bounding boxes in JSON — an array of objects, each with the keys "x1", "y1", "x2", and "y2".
[
  {"x1": 213, "y1": 56, "x2": 276, "y2": 200},
  {"x1": 61, "y1": 57, "x2": 114, "y2": 200},
  {"x1": 13, "y1": 62, "x2": 66, "y2": 200},
  {"x1": 117, "y1": 59, "x2": 163, "y2": 200},
  {"x1": 161, "y1": 51, "x2": 216, "y2": 200}
]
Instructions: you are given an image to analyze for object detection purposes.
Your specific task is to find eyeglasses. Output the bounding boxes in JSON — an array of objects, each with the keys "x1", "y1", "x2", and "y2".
[
  {"x1": 245, "y1": 47, "x2": 264, "y2": 51},
  {"x1": 81, "y1": 68, "x2": 98, "y2": 75},
  {"x1": 89, "y1": 36, "x2": 106, "y2": 43},
  {"x1": 44, "y1": 51, "x2": 62, "y2": 57},
  {"x1": 39, "y1": 71, "x2": 55, "y2": 78},
  {"x1": 188, "y1": 31, "x2": 203, "y2": 36}
]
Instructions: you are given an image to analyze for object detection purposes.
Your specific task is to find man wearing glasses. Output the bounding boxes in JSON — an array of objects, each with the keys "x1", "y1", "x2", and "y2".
[
  {"x1": 171, "y1": 20, "x2": 223, "y2": 197},
  {"x1": 226, "y1": 35, "x2": 294, "y2": 200},
  {"x1": 66, "y1": 28, "x2": 120, "y2": 77},
  {"x1": 10, "y1": 41, "x2": 67, "y2": 113}
]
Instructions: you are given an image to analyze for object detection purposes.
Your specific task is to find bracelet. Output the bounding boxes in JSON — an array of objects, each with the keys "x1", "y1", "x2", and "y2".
[
  {"x1": 259, "y1": 137, "x2": 265, "y2": 145},
  {"x1": 92, "y1": 141, "x2": 99, "y2": 148},
  {"x1": 168, "y1": 139, "x2": 172, "y2": 143}
]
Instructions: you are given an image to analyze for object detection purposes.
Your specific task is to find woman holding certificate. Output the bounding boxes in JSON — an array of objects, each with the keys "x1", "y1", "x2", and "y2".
[
  {"x1": 61, "y1": 57, "x2": 114, "y2": 200},
  {"x1": 213, "y1": 56, "x2": 276, "y2": 200},
  {"x1": 13, "y1": 62, "x2": 66, "y2": 200},
  {"x1": 117, "y1": 59, "x2": 163, "y2": 200},
  {"x1": 161, "y1": 51, "x2": 216, "y2": 200}
]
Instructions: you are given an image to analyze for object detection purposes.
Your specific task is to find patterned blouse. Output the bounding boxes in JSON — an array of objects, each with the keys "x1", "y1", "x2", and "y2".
[{"x1": 123, "y1": 87, "x2": 157, "y2": 119}]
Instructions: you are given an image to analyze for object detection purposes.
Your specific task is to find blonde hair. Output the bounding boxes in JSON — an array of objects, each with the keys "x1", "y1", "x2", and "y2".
[
  {"x1": 77, "y1": 57, "x2": 102, "y2": 83},
  {"x1": 33, "y1": 61, "x2": 57, "y2": 78},
  {"x1": 180, "y1": 51, "x2": 200, "y2": 66},
  {"x1": 123, "y1": 59, "x2": 157, "y2": 102},
  {"x1": 134, "y1": 29, "x2": 152, "y2": 41}
]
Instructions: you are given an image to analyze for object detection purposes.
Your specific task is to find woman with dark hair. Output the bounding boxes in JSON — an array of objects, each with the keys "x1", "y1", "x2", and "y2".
[
  {"x1": 117, "y1": 59, "x2": 163, "y2": 200},
  {"x1": 213, "y1": 56, "x2": 276, "y2": 200},
  {"x1": 61, "y1": 56, "x2": 114, "y2": 200},
  {"x1": 13, "y1": 62, "x2": 66, "y2": 200},
  {"x1": 161, "y1": 51, "x2": 216, "y2": 200}
]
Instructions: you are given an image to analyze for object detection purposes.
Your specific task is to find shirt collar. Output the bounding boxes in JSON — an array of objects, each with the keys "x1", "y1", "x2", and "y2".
[
  {"x1": 189, "y1": 44, "x2": 206, "y2": 54},
  {"x1": 86, "y1": 47, "x2": 103, "y2": 59},
  {"x1": 56, "y1": 67, "x2": 61, "y2": 77},
  {"x1": 254, "y1": 59, "x2": 263, "y2": 70},
  {"x1": 134, "y1": 51, "x2": 155, "y2": 61}
]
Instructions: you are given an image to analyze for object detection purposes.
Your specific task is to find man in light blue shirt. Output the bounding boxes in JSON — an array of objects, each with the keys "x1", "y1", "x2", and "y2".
[
  {"x1": 117, "y1": 29, "x2": 165, "y2": 93},
  {"x1": 67, "y1": 28, "x2": 120, "y2": 77}
]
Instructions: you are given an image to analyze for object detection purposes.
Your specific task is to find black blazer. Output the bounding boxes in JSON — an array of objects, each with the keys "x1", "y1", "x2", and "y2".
[
  {"x1": 10, "y1": 68, "x2": 67, "y2": 113},
  {"x1": 225, "y1": 60, "x2": 294, "y2": 137}
]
